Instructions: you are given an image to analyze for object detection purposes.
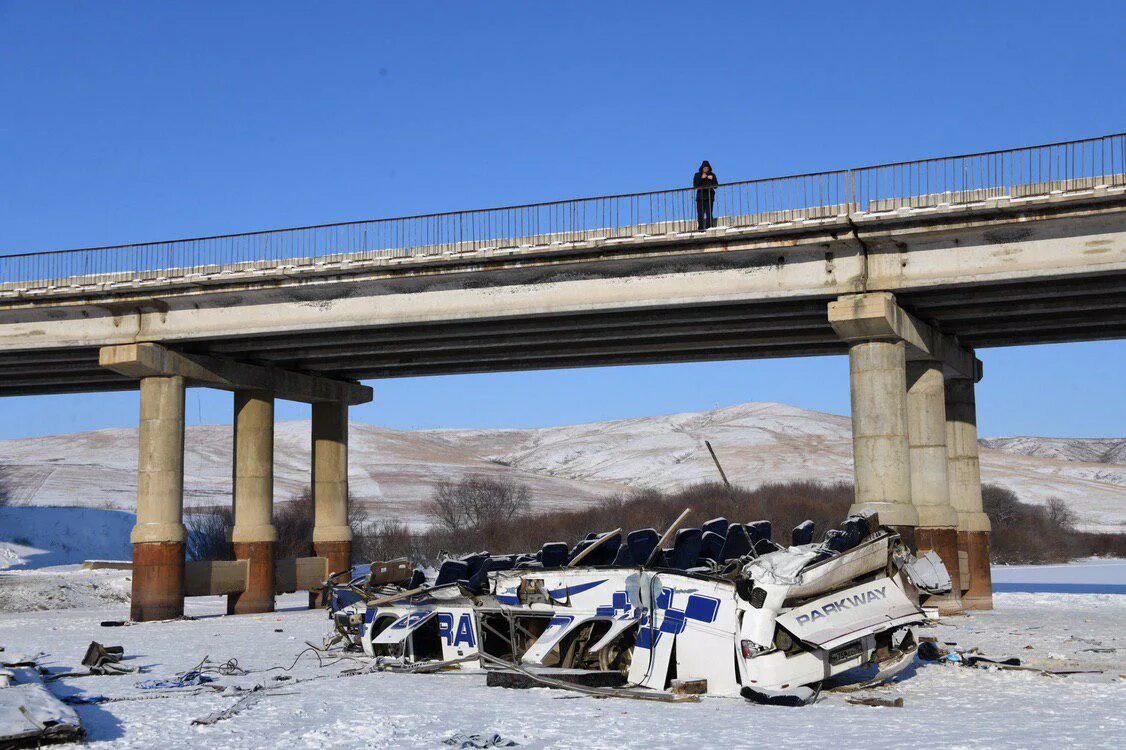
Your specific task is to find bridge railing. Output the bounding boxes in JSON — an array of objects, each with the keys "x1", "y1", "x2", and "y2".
[
  {"x1": 854, "y1": 132, "x2": 1126, "y2": 211},
  {"x1": 1, "y1": 133, "x2": 1123, "y2": 292}
]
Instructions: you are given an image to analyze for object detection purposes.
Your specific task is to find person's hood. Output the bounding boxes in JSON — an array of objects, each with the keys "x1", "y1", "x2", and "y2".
[{"x1": 697, "y1": 160, "x2": 713, "y2": 173}]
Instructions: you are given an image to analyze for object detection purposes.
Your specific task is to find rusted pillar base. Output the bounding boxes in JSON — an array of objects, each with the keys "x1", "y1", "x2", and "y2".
[
  {"x1": 959, "y1": 530, "x2": 994, "y2": 610},
  {"x1": 131, "y1": 541, "x2": 185, "y2": 622},
  {"x1": 309, "y1": 540, "x2": 352, "y2": 608},
  {"x1": 889, "y1": 525, "x2": 916, "y2": 552},
  {"x1": 227, "y1": 541, "x2": 276, "y2": 615},
  {"x1": 916, "y1": 526, "x2": 964, "y2": 615}
]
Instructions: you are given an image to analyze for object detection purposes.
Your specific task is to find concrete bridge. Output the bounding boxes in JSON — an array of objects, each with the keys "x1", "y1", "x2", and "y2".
[{"x1": 2, "y1": 133, "x2": 1123, "y2": 620}]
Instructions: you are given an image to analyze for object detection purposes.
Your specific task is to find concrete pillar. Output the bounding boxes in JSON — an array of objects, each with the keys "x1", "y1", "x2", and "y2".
[
  {"x1": 131, "y1": 376, "x2": 187, "y2": 622},
  {"x1": 847, "y1": 339, "x2": 918, "y2": 544},
  {"x1": 227, "y1": 391, "x2": 277, "y2": 615},
  {"x1": 945, "y1": 377, "x2": 993, "y2": 610},
  {"x1": 311, "y1": 400, "x2": 352, "y2": 594},
  {"x1": 906, "y1": 361, "x2": 963, "y2": 614}
]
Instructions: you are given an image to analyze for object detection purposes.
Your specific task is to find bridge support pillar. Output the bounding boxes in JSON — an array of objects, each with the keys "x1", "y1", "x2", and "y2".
[
  {"x1": 227, "y1": 391, "x2": 277, "y2": 615},
  {"x1": 844, "y1": 338, "x2": 918, "y2": 543},
  {"x1": 829, "y1": 294, "x2": 919, "y2": 542},
  {"x1": 131, "y1": 376, "x2": 187, "y2": 622},
  {"x1": 310, "y1": 400, "x2": 352, "y2": 606},
  {"x1": 945, "y1": 377, "x2": 993, "y2": 610},
  {"x1": 906, "y1": 361, "x2": 963, "y2": 614}
]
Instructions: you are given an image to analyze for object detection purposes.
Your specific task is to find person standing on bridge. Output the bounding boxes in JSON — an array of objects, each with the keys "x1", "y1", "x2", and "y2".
[{"x1": 693, "y1": 160, "x2": 719, "y2": 231}]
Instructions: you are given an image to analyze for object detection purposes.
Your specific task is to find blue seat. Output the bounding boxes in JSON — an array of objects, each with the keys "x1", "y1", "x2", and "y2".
[
  {"x1": 583, "y1": 532, "x2": 622, "y2": 566},
  {"x1": 626, "y1": 528, "x2": 660, "y2": 567},
  {"x1": 513, "y1": 553, "x2": 540, "y2": 570},
  {"x1": 461, "y1": 553, "x2": 489, "y2": 579},
  {"x1": 719, "y1": 524, "x2": 753, "y2": 562},
  {"x1": 464, "y1": 555, "x2": 516, "y2": 594},
  {"x1": 700, "y1": 530, "x2": 725, "y2": 563},
  {"x1": 843, "y1": 515, "x2": 870, "y2": 541},
  {"x1": 791, "y1": 520, "x2": 815, "y2": 546},
  {"x1": 823, "y1": 528, "x2": 858, "y2": 553},
  {"x1": 669, "y1": 528, "x2": 703, "y2": 569},
  {"x1": 407, "y1": 569, "x2": 426, "y2": 589},
  {"x1": 747, "y1": 520, "x2": 772, "y2": 544},
  {"x1": 540, "y1": 542, "x2": 569, "y2": 569},
  {"x1": 434, "y1": 559, "x2": 469, "y2": 587},
  {"x1": 702, "y1": 517, "x2": 729, "y2": 538},
  {"x1": 611, "y1": 540, "x2": 632, "y2": 566},
  {"x1": 567, "y1": 539, "x2": 594, "y2": 563}
]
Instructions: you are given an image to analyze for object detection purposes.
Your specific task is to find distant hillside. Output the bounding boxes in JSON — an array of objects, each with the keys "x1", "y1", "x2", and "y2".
[
  {"x1": 0, "y1": 402, "x2": 1122, "y2": 532},
  {"x1": 981, "y1": 437, "x2": 1126, "y2": 466}
]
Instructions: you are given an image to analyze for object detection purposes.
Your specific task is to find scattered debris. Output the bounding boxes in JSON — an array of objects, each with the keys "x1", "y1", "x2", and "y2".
[
  {"x1": 135, "y1": 672, "x2": 214, "y2": 690},
  {"x1": 847, "y1": 696, "x2": 904, "y2": 708},
  {"x1": 191, "y1": 692, "x2": 264, "y2": 726},
  {"x1": 81, "y1": 641, "x2": 134, "y2": 675},
  {"x1": 0, "y1": 654, "x2": 85, "y2": 748},
  {"x1": 487, "y1": 668, "x2": 627, "y2": 691},
  {"x1": 443, "y1": 732, "x2": 519, "y2": 748},
  {"x1": 670, "y1": 679, "x2": 708, "y2": 695},
  {"x1": 0, "y1": 683, "x2": 86, "y2": 747},
  {"x1": 741, "y1": 685, "x2": 819, "y2": 707},
  {"x1": 917, "y1": 641, "x2": 1103, "y2": 677}
]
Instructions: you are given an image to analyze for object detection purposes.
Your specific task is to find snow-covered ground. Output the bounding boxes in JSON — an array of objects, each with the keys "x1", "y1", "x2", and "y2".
[
  {"x1": 0, "y1": 507, "x2": 133, "y2": 570},
  {"x1": 993, "y1": 558, "x2": 1126, "y2": 594},
  {"x1": 1, "y1": 562, "x2": 1122, "y2": 748}
]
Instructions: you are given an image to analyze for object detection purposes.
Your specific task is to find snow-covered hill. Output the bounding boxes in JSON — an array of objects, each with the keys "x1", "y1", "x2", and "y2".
[
  {"x1": 0, "y1": 402, "x2": 1122, "y2": 532},
  {"x1": 980, "y1": 436, "x2": 1126, "y2": 465}
]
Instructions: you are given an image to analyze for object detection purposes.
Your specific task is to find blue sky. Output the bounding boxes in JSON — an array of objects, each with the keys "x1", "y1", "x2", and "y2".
[{"x1": 0, "y1": 1, "x2": 1123, "y2": 440}]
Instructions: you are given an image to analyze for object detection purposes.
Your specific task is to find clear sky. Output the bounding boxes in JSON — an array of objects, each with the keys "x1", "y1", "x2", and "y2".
[{"x1": 0, "y1": 1, "x2": 1123, "y2": 440}]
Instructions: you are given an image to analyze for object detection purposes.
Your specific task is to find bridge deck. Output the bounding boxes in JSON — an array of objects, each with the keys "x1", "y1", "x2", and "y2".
[{"x1": 0, "y1": 136, "x2": 1124, "y2": 397}]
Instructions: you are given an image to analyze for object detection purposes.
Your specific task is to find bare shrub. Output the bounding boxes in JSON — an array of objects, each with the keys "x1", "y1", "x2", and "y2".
[
  {"x1": 185, "y1": 507, "x2": 233, "y2": 562},
  {"x1": 491, "y1": 480, "x2": 855, "y2": 555},
  {"x1": 187, "y1": 486, "x2": 368, "y2": 562},
  {"x1": 981, "y1": 485, "x2": 1125, "y2": 564},
  {"x1": 427, "y1": 475, "x2": 532, "y2": 537},
  {"x1": 352, "y1": 479, "x2": 853, "y2": 566},
  {"x1": 1046, "y1": 497, "x2": 1078, "y2": 529},
  {"x1": 353, "y1": 519, "x2": 453, "y2": 564},
  {"x1": 277, "y1": 486, "x2": 369, "y2": 560},
  {"x1": 274, "y1": 489, "x2": 314, "y2": 559},
  {"x1": 1070, "y1": 531, "x2": 1126, "y2": 559},
  {"x1": 346, "y1": 479, "x2": 1125, "y2": 569},
  {"x1": 0, "y1": 463, "x2": 13, "y2": 507}
]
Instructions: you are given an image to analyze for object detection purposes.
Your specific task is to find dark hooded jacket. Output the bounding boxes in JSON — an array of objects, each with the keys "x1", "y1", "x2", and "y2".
[{"x1": 693, "y1": 161, "x2": 718, "y2": 196}]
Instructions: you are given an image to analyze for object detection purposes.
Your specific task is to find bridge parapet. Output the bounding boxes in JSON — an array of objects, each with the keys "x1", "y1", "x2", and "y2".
[{"x1": 1, "y1": 133, "x2": 1122, "y2": 299}]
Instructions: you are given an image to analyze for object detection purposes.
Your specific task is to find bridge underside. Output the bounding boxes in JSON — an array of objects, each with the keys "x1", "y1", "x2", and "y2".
[{"x1": 0, "y1": 272, "x2": 1123, "y2": 397}]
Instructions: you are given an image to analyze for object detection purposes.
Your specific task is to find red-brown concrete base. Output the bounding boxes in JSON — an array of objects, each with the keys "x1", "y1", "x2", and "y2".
[
  {"x1": 889, "y1": 525, "x2": 916, "y2": 552},
  {"x1": 309, "y1": 540, "x2": 352, "y2": 608},
  {"x1": 131, "y1": 541, "x2": 185, "y2": 622},
  {"x1": 916, "y1": 526, "x2": 964, "y2": 615},
  {"x1": 959, "y1": 529, "x2": 994, "y2": 610},
  {"x1": 227, "y1": 541, "x2": 276, "y2": 615}
]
